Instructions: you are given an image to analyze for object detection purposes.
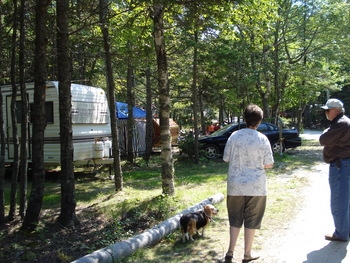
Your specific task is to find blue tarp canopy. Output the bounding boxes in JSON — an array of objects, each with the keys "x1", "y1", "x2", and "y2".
[{"x1": 116, "y1": 102, "x2": 146, "y2": 119}]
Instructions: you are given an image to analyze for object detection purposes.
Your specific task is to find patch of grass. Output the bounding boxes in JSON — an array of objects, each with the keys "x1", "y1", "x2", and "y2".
[
  {"x1": 42, "y1": 193, "x2": 61, "y2": 207},
  {"x1": 271, "y1": 139, "x2": 323, "y2": 175}
]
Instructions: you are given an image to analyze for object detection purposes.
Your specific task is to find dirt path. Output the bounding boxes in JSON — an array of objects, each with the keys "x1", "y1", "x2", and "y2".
[
  {"x1": 237, "y1": 131, "x2": 350, "y2": 263},
  {"x1": 258, "y1": 162, "x2": 349, "y2": 263}
]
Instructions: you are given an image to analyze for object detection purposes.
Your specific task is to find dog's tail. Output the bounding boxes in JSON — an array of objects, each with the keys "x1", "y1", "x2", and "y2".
[
  {"x1": 187, "y1": 218, "x2": 197, "y2": 236},
  {"x1": 180, "y1": 224, "x2": 185, "y2": 234},
  {"x1": 180, "y1": 217, "x2": 186, "y2": 234}
]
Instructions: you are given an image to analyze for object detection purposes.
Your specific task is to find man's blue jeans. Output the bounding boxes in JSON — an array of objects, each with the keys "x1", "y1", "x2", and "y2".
[{"x1": 329, "y1": 158, "x2": 350, "y2": 240}]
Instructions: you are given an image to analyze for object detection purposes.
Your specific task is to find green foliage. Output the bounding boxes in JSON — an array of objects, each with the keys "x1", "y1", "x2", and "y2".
[
  {"x1": 177, "y1": 131, "x2": 195, "y2": 157},
  {"x1": 177, "y1": 131, "x2": 211, "y2": 162},
  {"x1": 1, "y1": 0, "x2": 348, "y2": 131}
]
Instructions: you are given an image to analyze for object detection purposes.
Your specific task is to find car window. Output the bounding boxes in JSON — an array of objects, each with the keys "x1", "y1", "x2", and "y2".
[
  {"x1": 210, "y1": 123, "x2": 242, "y2": 136},
  {"x1": 210, "y1": 124, "x2": 232, "y2": 136},
  {"x1": 269, "y1": 124, "x2": 278, "y2": 131},
  {"x1": 257, "y1": 123, "x2": 268, "y2": 132}
]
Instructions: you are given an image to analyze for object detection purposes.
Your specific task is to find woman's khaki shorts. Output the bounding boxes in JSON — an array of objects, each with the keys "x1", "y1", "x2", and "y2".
[{"x1": 227, "y1": 195, "x2": 266, "y2": 229}]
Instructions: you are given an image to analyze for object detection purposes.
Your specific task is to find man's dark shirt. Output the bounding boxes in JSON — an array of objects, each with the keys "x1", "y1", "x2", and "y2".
[{"x1": 319, "y1": 113, "x2": 350, "y2": 163}]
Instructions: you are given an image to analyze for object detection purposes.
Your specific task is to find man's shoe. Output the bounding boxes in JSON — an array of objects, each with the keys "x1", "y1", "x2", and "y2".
[{"x1": 325, "y1": 234, "x2": 347, "y2": 242}]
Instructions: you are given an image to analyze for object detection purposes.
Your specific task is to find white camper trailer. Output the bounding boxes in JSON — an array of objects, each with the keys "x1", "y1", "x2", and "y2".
[{"x1": 1, "y1": 81, "x2": 112, "y2": 168}]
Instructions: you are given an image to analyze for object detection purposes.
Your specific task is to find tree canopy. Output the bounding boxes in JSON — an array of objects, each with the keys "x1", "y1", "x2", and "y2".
[{"x1": 0, "y1": 0, "x2": 348, "y2": 126}]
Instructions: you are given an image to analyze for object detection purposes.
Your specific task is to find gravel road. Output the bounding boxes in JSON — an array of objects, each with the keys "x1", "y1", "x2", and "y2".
[
  {"x1": 258, "y1": 131, "x2": 350, "y2": 263},
  {"x1": 259, "y1": 162, "x2": 350, "y2": 263}
]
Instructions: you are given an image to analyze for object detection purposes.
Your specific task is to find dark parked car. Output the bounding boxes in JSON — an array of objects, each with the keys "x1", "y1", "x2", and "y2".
[{"x1": 199, "y1": 122, "x2": 302, "y2": 159}]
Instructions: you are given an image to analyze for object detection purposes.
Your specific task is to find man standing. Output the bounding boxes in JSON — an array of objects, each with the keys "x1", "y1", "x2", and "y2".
[
  {"x1": 223, "y1": 104, "x2": 274, "y2": 263},
  {"x1": 320, "y1": 98, "x2": 350, "y2": 242}
]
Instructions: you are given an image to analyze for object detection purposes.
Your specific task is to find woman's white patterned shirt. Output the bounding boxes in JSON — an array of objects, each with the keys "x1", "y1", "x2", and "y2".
[{"x1": 223, "y1": 128, "x2": 274, "y2": 196}]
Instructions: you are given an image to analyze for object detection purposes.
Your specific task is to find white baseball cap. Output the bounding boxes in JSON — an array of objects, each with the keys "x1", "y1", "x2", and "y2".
[{"x1": 321, "y1": 98, "x2": 344, "y2": 110}]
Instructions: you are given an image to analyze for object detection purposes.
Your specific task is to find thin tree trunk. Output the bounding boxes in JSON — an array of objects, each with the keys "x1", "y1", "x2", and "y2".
[
  {"x1": 191, "y1": 30, "x2": 199, "y2": 163},
  {"x1": 9, "y1": 0, "x2": 20, "y2": 221},
  {"x1": 199, "y1": 87, "x2": 206, "y2": 136},
  {"x1": 21, "y1": 0, "x2": 51, "y2": 231},
  {"x1": 57, "y1": 0, "x2": 78, "y2": 227},
  {"x1": 0, "y1": 87, "x2": 5, "y2": 225},
  {"x1": 19, "y1": 0, "x2": 28, "y2": 219},
  {"x1": 272, "y1": 26, "x2": 281, "y2": 124},
  {"x1": 99, "y1": 0, "x2": 123, "y2": 191},
  {"x1": 126, "y1": 57, "x2": 134, "y2": 163},
  {"x1": 152, "y1": 2, "x2": 175, "y2": 195},
  {"x1": 143, "y1": 67, "x2": 153, "y2": 164},
  {"x1": 0, "y1": 3, "x2": 5, "y2": 225}
]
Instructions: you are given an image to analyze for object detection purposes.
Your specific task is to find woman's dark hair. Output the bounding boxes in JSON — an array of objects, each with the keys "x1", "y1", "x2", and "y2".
[{"x1": 244, "y1": 104, "x2": 263, "y2": 127}]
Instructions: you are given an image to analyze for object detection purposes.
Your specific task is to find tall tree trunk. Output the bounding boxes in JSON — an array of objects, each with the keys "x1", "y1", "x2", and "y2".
[
  {"x1": 296, "y1": 0, "x2": 308, "y2": 132},
  {"x1": 19, "y1": 0, "x2": 28, "y2": 220},
  {"x1": 191, "y1": 30, "x2": 199, "y2": 163},
  {"x1": 9, "y1": 0, "x2": 20, "y2": 221},
  {"x1": 218, "y1": 100, "x2": 224, "y2": 127},
  {"x1": 21, "y1": 0, "x2": 51, "y2": 231},
  {"x1": 272, "y1": 25, "x2": 281, "y2": 124},
  {"x1": 143, "y1": 67, "x2": 153, "y2": 164},
  {"x1": 126, "y1": 56, "x2": 134, "y2": 163},
  {"x1": 199, "y1": 87, "x2": 206, "y2": 136},
  {"x1": 0, "y1": 3, "x2": 5, "y2": 225},
  {"x1": 57, "y1": 0, "x2": 78, "y2": 227},
  {"x1": 99, "y1": 0, "x2": 123, "y2": 191},
  {"x1": 152, "y1": 2, "x2": 175, "y2": 195},
  {"x1": 253, "y1": 50, "x2": 270, "y2": 119},
  {"x1": 0, "y1": 88, "x2": 5, "y2": 225}
]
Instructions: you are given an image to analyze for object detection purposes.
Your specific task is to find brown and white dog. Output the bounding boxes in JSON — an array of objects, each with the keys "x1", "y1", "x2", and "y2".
[{"x1": 180, "y1": 204, "x2": 219, "y2": 242}]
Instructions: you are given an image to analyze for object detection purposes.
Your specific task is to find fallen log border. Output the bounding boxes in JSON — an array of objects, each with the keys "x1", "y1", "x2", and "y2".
[{"x1": 71, "y1": 192, "x2": 225, "y2": 263}]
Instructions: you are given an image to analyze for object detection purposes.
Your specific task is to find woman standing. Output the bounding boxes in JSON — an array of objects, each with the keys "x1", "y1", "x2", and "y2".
[{"x1": 223, "y1": 104, "x2": 274, "y2": 263}]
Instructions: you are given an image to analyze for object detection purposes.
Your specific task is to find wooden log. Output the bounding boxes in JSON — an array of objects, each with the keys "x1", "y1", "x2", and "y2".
[{"x1": 71, "y1": 192, "x2": 224, "y2": 263}]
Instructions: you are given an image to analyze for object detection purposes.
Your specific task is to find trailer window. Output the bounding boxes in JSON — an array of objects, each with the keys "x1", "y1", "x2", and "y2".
[
  {"x1": 16, "y1": 101, "x2": 54, "y2": 123},
  {"x1": 71, "y1": 101, "x2": 109, "y2": 124}
]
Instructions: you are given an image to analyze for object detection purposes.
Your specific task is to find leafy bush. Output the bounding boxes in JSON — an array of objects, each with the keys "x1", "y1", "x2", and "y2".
[{"x1": 177, "y1": 131, "x2": 195, "y2": 157}]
